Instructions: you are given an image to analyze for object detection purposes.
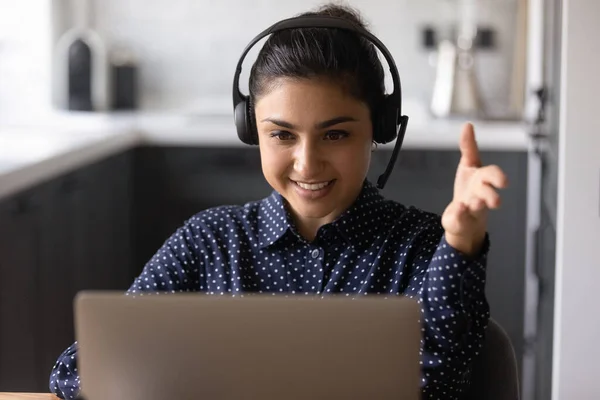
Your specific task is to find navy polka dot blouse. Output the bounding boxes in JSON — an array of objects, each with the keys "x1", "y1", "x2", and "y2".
[{"x1": 50, "y1": 179, "x2": 490, "y2": 400}]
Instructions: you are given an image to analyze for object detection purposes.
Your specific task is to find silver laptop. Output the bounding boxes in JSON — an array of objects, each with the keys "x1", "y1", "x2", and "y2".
[{"x1": 74, "y1": 291, "x2": 422, "y2": 400}]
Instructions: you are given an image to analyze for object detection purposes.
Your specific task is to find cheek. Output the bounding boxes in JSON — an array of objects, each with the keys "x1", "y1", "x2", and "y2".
[
  {"x1": 335, "y1": 142, "x2": 372, "y2": 175},
  {"x1": 259, "y1": 143, "x2": 290, "y2": 179}
]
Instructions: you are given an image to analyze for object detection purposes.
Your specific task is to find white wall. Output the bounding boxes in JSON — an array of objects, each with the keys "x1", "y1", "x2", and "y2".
[
  {"x1": 0, "y1": 1, "x2": 522, "y2": 120},
  {"x1": 47, "y1": 0, "x2": 519, "y2": 114},
  {"x1": 0, "y1": 0, "x2": 52, "y2": 121},
  {"x1": 553, "y1": 0, "x2": 600, "y2": 399}
]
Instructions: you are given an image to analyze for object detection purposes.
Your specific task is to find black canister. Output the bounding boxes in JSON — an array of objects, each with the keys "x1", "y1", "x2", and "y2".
[
  {"x1": 67, "y1": 38, "x2": 93, "y2": 111},
  {"x1": 111, "y1": 49, "x2": 139, "y2": 110}
]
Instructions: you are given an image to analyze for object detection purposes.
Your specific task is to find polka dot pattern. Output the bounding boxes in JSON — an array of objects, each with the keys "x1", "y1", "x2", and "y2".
[{"x1": 50, "y1": 179, "x2": 490, "y2": 400}]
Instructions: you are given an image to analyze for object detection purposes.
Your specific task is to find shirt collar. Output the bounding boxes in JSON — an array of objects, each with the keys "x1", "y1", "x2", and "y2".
[
  {"x1": 257, "y1": 179, "x2": 389, "y2": 249},
  {"x1": 257, "y1": 191, "x2": 293, "y2": 248},
  {"x1": 329, "y1": 179, "x2": 390, "y2": 248}
]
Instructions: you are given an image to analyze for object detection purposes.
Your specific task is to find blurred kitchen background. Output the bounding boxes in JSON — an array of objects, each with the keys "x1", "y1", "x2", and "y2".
[
  {"x1": 1, "y1": 1, "x2": 599, "y2": 399},
  {"x1": 2, "y1": 0, "x2": 528, "y2": 120}
]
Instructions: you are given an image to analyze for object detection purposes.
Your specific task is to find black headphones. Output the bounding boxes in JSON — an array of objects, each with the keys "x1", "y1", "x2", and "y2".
[{"x1": 232, "y1": 15, "x2": 409, "y2": 190}]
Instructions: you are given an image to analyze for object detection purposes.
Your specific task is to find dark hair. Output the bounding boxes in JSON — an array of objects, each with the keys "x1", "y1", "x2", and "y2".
[{"x1": 248, "y1": 3, "x2": 386, "y2": 130}]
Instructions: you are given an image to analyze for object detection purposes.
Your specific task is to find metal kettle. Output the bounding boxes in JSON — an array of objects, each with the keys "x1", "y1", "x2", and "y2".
[{"x1": 430, "y1": 0, "x2": 485, "y2": 119}]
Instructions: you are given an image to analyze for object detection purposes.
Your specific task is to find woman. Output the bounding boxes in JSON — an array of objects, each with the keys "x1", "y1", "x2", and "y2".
[{"x1": 50, "y1": 4, "x2": 507, "y2": 400}]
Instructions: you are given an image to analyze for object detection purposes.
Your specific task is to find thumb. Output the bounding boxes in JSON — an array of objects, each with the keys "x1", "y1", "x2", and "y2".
[
  {"x1": 459, "y1": 122, "x2": 482, "y2": 168},
  {"x1": 442, "y1": 200, "x2": 472, "y2": 234}
]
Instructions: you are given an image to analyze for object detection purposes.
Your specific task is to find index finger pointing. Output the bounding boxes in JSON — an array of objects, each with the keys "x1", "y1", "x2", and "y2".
[{"x1": 459, "y1": 122, "x2": 482, "y2": 168}]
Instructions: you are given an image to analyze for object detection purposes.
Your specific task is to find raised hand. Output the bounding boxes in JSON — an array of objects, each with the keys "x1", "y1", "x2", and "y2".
[{"x1": 441, "y1": 122, "x2": 509, "y2": 257}]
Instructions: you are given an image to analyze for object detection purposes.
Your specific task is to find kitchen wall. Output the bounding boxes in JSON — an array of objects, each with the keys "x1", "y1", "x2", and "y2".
[
  {"x1": 47, "y1": 0, "x2": 520, "y2": 116},
  {"x1": 0, "y1": 0, "x2": 52, "y2": 123}
]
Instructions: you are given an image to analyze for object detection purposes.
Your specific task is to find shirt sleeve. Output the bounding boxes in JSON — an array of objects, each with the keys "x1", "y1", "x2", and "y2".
[
  {"x1": 406, "y1": 217, "x2": 491, "y2": 400},
  {"x1": 49, "y1": 220, "x2": 202, "y2": 399},
  {"x1": 48, "y1": 342, "x2": 80, "y2": 400},
  {"x1": 126, "y1": 220, "x2": 202, "y2": 295}
]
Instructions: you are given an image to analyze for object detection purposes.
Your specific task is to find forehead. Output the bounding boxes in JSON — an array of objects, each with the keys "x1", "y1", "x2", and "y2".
[{"x1": 254, "y1": 77, "x2": 369, "y2": 118}]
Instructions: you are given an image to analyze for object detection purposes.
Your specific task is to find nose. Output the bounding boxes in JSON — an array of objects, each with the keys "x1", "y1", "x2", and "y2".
[{"x1": 293, "y1": 139, "x2": 325, "y2": 178}]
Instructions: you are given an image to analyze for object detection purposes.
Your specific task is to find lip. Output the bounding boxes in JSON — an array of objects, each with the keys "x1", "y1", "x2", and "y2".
[
  {"x1": 293, "y1": 180, "x2": 330, "y2": 185},
  {"x1": 290, "y1": 179, "x2": 336, "y2": 200}
]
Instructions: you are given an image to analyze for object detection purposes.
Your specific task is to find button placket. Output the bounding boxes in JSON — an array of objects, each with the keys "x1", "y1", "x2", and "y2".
[{"x1": 307, "y1": 247, "x2": 325, "y2": 294}]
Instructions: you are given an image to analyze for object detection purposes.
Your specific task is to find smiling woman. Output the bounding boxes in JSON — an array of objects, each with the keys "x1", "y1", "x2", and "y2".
[
  {"x1": 49, "y1": 3, "x2": 508, "y2": 400},
  {"x1": 255, "y1": 78, "x2": 374, "y2": 240},
  {"x1": 247, "y1": 5, "x2": 387, "y2": 241}
]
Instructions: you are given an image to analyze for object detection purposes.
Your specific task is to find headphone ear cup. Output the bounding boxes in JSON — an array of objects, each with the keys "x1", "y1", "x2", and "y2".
[
  {"x1": 235, "y1": 99, "x2": 257, "y2": 145},
  {"x1": 372, "y1": 97, "x2": 398, "y2": 144},
  {"x1": 378, "y1": 97, "x2": 400, "y2": 144},
  {"x1": 371, "y1": 109, "x2": 384, "y2": 144}
]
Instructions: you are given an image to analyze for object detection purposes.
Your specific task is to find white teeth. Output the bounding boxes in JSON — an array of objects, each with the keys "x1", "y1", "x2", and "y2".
[{"x1": 295, "y1": 181, "x2": 331, "y2": 191}]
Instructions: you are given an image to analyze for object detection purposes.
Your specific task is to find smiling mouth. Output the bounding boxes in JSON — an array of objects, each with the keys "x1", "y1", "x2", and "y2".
[{"x1": 291, "y1": 180, "x2": 334, "y2": 191}]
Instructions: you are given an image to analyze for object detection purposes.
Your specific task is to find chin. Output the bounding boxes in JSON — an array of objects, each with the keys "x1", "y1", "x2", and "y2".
[
  {"x1": 269, "y1": 176, "x2": 357, "y2": 221},
  {"x1": 292, "y1": 191, "x2": 345, "y2": 220},
  {"x1": 289, "y1": 201, "x2": 338, "y2": 219}
]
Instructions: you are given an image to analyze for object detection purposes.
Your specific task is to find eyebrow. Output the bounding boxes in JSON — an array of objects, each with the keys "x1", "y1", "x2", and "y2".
[{"x1": 260, "y1": 116, "x2": 358, "y2": 130}]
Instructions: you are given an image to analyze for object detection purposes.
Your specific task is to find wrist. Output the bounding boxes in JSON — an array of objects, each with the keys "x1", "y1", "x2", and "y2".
[{"x1": 444, "y1": 231, "x2": 486, "y2": 258}]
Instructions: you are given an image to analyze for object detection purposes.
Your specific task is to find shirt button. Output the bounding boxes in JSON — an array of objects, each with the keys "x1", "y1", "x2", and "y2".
[{"x1": 311, "y1": 249, "x2": 320, "y2": 259}]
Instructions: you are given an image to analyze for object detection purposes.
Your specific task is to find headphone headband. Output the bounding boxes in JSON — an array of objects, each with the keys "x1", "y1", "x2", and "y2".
[{"x1": 232, "y1": 15, "x2": 402, "y2": 116}]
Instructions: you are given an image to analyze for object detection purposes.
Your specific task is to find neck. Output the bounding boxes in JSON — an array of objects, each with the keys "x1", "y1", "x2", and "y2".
[
  {"x1": 285, "y1": 205, "x2": 335, "y2": 243},
  {"x1": 295, "y1": 218, "x2": 325, "y2": 242},
  {"x1": 285, "y1": 181, "x2": 368, "y2": 242}
]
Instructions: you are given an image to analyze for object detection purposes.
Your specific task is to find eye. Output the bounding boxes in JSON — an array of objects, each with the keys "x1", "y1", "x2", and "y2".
[
  {"x1": 324, "y1": 130, "x2": 349, "y2": 141},
  {"x1": 270, "y1": 131, "x2": 295, "y2": 141}
]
